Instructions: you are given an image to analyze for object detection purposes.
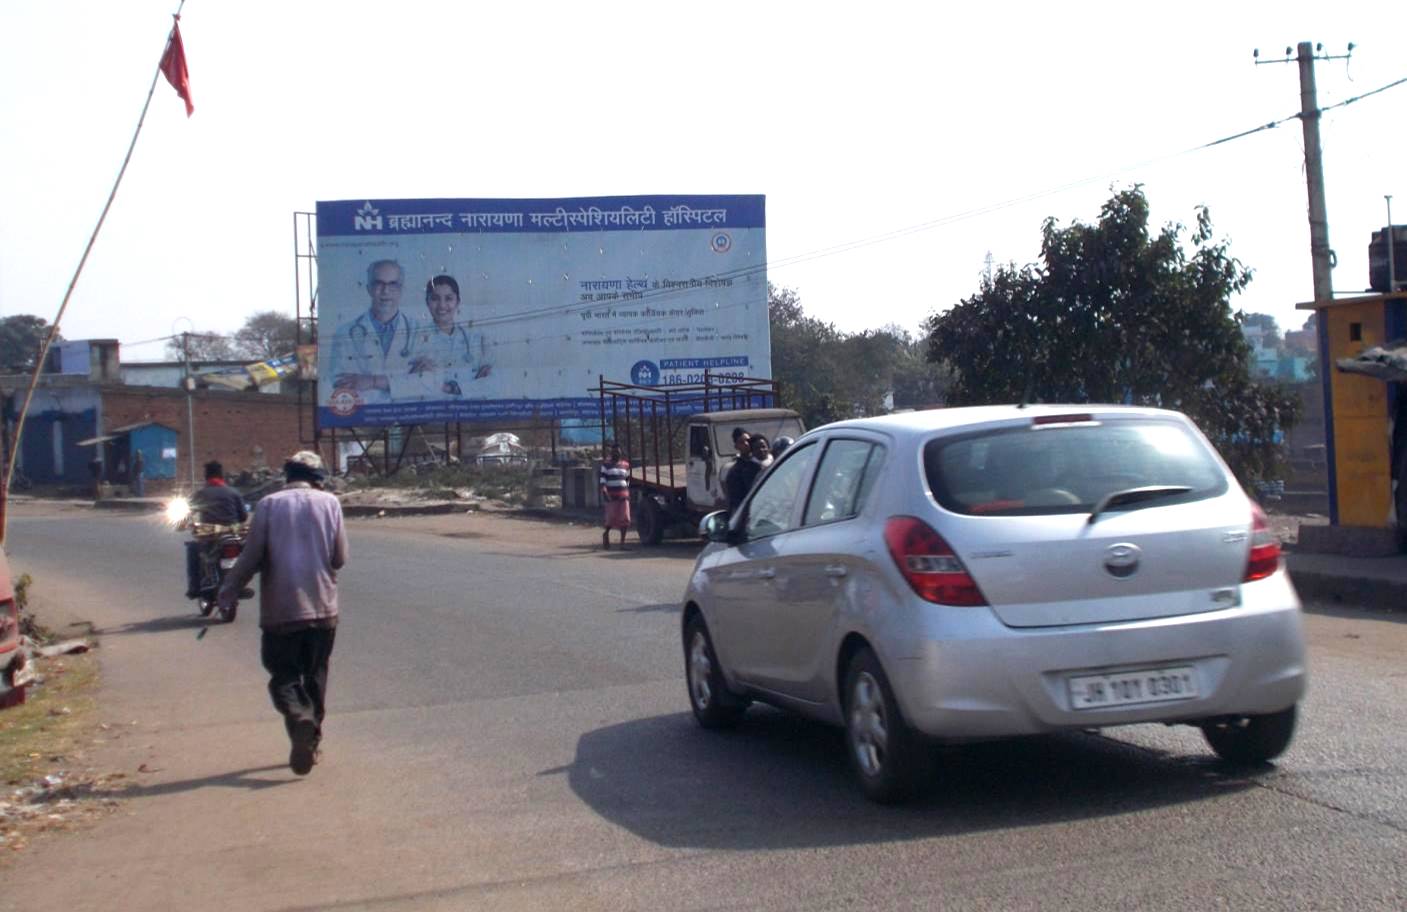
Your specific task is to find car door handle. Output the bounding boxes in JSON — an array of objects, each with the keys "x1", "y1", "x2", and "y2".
[
  {"x1": 824, "y1": 565, "x2": 848, "y2": 578},
  {"x1": 757, "y1": 568, "x2": 776, "y2": 580}
]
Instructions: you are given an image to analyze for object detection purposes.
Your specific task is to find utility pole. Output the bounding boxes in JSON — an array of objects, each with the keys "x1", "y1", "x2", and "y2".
[
  {"x1": 1297, "y1": 42, "x2": 1333, "y2": 304},
  {"x1": 1256, "y1": 41, "x2": 1353, "y2": 303},
  {"x1": 182, "y1": 331, "x2": 197, "y2": 487}
]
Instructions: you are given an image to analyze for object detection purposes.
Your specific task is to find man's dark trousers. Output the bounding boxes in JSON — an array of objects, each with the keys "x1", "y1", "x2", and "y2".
[{"x1": 261, "y1": 625, "x2": 337, "y2": 744}]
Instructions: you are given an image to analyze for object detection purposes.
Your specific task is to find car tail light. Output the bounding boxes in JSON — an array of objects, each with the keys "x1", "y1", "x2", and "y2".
[
  {"x1": 883, "y1": 516, "x2": 987, "y2": 606},
  {"x1": 1031, "y1": 413, "x2": 1094, "y2": 426},
  {"x1": 1243, "y1": 503, "x2": 1281, "y2": 582},
  {"x1": 220, "y1": 542, "x2": 242, "y2": 561}
]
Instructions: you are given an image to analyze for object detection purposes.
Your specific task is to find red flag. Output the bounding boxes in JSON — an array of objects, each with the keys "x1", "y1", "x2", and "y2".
[{"x1": 159, "y1": 17, "x2": 194, "y2": 117}]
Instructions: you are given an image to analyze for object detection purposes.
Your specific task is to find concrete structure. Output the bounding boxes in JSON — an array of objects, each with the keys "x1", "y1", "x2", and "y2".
[
  {"x1": 1296, "y1": 289, "x2": 1407, "y2": 554},
  {"x1": 2, "y1": 341, "x2": 324, "y2": 492}
]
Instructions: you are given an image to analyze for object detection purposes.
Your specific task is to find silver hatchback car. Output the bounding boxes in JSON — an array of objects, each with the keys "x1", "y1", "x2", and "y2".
[{"x1": 681, "y1": 405, "x2": 1307, "y2": 802}]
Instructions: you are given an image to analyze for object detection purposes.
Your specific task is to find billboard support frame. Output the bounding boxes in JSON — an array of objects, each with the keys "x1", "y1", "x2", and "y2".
[{"x1": 292, "y1": 210, "x2": 319, "y2": 448}]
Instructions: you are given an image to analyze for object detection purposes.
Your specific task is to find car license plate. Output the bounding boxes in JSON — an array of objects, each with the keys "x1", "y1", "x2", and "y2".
[
  {"x1": 1068, "y1": 665, "x2": 1198, "y2": 710},
  {"x1": 219, "y1": 558, "x2": 238, "y2": 570}
]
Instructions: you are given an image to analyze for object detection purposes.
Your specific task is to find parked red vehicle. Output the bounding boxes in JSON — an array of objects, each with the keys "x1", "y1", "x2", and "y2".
[{"x1": 0, "y1": 545, "x2": 30, "y2": 708}]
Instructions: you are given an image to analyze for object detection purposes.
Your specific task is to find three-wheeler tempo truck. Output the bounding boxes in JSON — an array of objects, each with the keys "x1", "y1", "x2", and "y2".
[{"x1": 596, "y1": 374, "x2": 805, "y2": 545}]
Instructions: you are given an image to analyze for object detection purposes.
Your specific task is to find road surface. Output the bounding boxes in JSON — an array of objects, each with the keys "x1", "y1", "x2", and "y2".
[{"x1": 4, "y1": 502, "x2": 1404, "y2": 910}]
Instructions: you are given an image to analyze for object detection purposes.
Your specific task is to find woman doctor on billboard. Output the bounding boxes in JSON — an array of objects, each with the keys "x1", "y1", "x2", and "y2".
[{"x1": 409, "y1": 274, "x2": 491, "y2": 397}]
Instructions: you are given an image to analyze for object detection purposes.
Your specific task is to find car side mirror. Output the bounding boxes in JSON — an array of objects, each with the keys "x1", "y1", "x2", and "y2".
[{"x1": 699, "y1": 510, "x2": 730, "y2": 543}]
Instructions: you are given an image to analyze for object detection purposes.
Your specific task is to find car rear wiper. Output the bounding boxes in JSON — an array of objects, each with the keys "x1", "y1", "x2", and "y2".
[{"x1": 1087, "y1": 485, "x2": 1193, "y2": 525}]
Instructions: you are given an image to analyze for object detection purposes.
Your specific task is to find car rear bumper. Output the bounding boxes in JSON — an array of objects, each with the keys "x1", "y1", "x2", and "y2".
[{"x1": 886, "y1": 571, "x2": 1307, "y2": 739}]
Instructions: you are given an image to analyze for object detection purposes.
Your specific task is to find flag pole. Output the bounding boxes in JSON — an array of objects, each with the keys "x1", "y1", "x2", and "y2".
[{"x1": 0, "y1": 0, "x2": 189, "y2": 546}]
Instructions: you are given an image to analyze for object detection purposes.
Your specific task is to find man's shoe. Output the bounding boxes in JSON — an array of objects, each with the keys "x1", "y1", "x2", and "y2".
[{"x1": 289, "y1": 719, "x2": 318, "y2": 776}]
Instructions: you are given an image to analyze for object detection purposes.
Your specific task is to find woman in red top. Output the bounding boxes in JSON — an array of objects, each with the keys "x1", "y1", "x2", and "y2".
[{"x1": 598, "y1": 444, "x2": 631, "y2": 550}]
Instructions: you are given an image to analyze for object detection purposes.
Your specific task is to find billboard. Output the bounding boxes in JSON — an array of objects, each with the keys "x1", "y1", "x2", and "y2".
[{"x1": 315, "y1": 195, "x2": 768, "y2": 428}]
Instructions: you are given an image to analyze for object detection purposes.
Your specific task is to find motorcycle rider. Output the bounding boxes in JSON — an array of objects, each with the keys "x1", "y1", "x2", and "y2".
[{"x1": 185, "y1": 461, "x2": 249, "y2": 599}]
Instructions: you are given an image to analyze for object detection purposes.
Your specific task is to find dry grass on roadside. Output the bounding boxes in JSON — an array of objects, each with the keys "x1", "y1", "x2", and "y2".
[
  {"x1": 0, "y1": 652, "x2": 121, "y2": 858},
  {"x1": 0, "y1": 652, "x2": 101, "y2": 786}
]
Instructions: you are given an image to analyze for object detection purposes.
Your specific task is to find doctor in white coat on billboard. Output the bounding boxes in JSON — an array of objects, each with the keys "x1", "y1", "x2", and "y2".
[
  {"x1": 409, "y1": 274, "x2": 491, "y2": 398},
  {"x1": 328, "y1": 259, "x2": 421, "y2": 405}
]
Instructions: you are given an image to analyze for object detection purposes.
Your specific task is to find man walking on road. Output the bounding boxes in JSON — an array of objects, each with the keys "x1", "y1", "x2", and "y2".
[{"x1": 219, "y1": 450, "x2": 347, "y2": 776}]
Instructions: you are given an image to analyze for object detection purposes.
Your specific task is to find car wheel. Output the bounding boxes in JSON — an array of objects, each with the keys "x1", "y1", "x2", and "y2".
[
  {"x1": 1201, "y1": 704, "x2": 1297, "y2": 765},
  {"x1": 637, "y1": 496, "x2": 665, "y2": 546},
  {"x1": 843, "y1": 647, "x2": 929, "y2": 803},
  {"x1": 684, "y1": 615, "x2": 744, "y2": 729}
]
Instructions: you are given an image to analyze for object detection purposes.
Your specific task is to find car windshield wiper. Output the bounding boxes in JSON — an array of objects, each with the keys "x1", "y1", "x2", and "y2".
[{"x1": 1087, "y1": 485, "x2": 1193, "y2": 525}]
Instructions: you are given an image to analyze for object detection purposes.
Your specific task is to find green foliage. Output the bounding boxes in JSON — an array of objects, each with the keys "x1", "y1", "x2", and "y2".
[
  {"x1": 768, "y1": 285, "x2": 947, "y2": 428},
  {"x1": 13, "y1": 573, "x2": 31, "y2": 613},
  {"x1": 0, "y1": 315, "x2": 58, "y2": 373},
  {"x1": 924, "y1": 186, "x2": 1299, "y2": 483},
  {"x1": 233, "y1": 311, "x2": 300, "y2": 360}
]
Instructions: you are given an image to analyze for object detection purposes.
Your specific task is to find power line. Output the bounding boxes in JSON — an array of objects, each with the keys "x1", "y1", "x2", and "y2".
[
  {"x1": 115, "y1": 72, "x2": 1407, "y2": 353},
  {"x1": 438, "y1": 71, "x2": 1407, "y2": 338}
]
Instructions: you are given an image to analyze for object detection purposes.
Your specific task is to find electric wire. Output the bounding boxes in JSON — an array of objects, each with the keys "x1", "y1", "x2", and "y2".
[{"x1": 116, "y1": 73, "x2": 1407, "y2": 354}]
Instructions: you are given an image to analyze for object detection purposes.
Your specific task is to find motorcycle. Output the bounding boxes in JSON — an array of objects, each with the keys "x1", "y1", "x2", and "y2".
[{"x1": 167, "y1": 497, "x2": 249, "y2": 623}]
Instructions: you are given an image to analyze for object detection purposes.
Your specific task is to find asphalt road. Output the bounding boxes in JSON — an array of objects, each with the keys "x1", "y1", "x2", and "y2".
[{"x1": 5, "y1": 505, "x2": 1405, "y2": 911}]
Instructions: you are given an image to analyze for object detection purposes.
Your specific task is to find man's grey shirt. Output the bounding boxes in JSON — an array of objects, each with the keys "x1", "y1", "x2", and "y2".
[{"x1": 221, "y1": 483, "x2": 348, "y2": 632}]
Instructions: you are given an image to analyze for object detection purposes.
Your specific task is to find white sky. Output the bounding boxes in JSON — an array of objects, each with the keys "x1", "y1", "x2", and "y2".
[{"x1": 2, "y1": 1, "x2": 1404, "y2": 362}]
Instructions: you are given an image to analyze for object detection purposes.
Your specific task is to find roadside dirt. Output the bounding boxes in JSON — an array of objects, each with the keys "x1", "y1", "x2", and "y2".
[{"x1": 0, "y1": 541, "x2": 124, "y2": 859}]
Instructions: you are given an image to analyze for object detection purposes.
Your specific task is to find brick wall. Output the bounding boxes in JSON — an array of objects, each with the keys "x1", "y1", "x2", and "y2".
[{"x1": 100, "y1": 385, "x2": 329, "y2": 486}]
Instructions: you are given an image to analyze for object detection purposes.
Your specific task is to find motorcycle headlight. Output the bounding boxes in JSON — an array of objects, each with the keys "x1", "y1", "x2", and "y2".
[{"x1": 164, "y1": 497, "x2": 191, "y2": 526}]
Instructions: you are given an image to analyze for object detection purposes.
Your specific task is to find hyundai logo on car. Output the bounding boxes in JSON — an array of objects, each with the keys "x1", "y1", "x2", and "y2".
[{"x1": 1104, "y1": 542, "x2": 1142, "y2": 579}]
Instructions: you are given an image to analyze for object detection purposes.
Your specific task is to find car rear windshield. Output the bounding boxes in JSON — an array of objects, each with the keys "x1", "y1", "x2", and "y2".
[{"x1": 923, "y1": 418, "x2": 1229, "y2": 517}]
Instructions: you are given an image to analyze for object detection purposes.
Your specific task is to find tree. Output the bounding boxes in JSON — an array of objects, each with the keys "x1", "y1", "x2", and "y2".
[
  {"x1": 887, "y1": 328, "x2": 952, "y2": 409},
  {"x1": 164, "y1": 332, "x2": 236, "y2": 362},
  {"x1": 0, "y1": 315, "x2": 59, "y2": 373},
  {"x1": 768, "y1": 286, "x2": 947, "y2": 427},
  {"x1": 924, "y1": 187, "x2": 1299, "y2": 483},
  {"x1": 769, "y1": 283, "x2": 847, "y2": 426},
  {"x1": 232, "y1": 310, "x2": 299, "y2": 360},
  {"x1": 1241, "y1": 312, "x2": 1282, "y2": 349}
]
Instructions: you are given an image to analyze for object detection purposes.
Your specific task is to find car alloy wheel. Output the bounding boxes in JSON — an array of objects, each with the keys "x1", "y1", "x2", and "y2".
[
  {"x1": 689, "y1": 630, "x2": 714, "y2": 711},
  {"x1": 843, "y1": 646, "x2": 928, "y2": 802},
  {"x1": 682, "y1": 615, "x2": 745, "y2": 729},
  {"x1": 849, "y1": 671, "x2": 889, "y2": 778}
]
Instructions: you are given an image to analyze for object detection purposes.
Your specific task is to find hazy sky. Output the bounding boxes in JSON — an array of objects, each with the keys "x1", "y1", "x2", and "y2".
[{"x1": 2, "y1": 1, "x2": 1404, "y2": 362}]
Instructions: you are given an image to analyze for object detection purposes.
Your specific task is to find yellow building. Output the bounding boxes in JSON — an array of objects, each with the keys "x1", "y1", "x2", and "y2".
[{"x1": 1297, "y1": 290, "x2": 1407, "y2": 542}]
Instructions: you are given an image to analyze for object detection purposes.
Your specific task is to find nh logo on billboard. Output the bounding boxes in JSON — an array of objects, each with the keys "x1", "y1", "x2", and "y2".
[{"x1": 354, "y1": 201, "x2": 383, "y2": 231}]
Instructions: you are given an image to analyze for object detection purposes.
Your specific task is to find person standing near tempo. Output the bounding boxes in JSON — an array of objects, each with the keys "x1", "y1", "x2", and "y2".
[
  {"x1": 598, "y1": 443, "x2": 631, "y2": 550},
  {"x1": 218, "y1": 451, "x2": 347, "y2": 776}
]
